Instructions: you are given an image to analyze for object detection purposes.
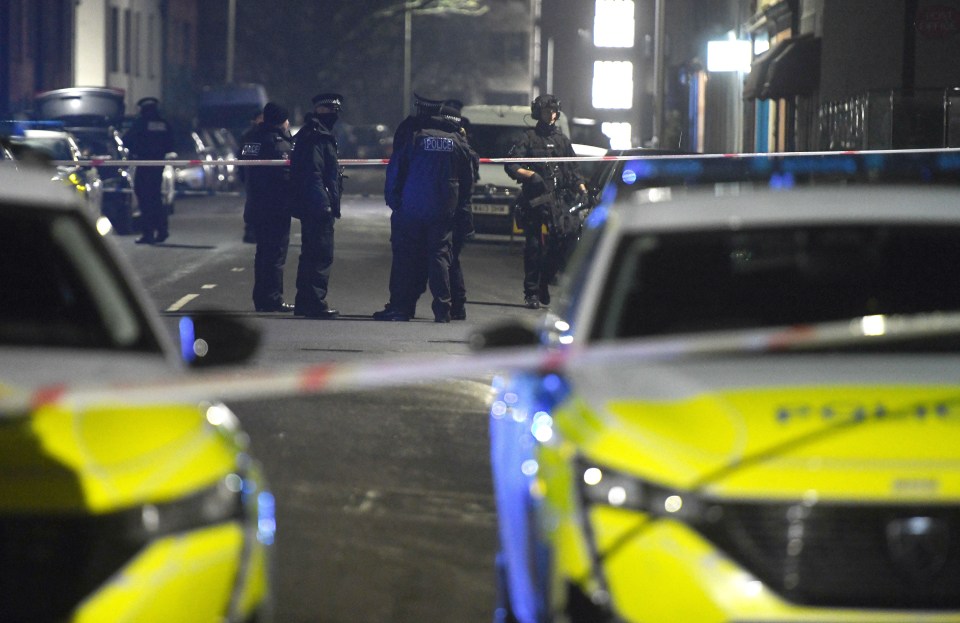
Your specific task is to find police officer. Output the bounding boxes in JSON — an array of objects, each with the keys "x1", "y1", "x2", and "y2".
[
  {"x1": 290, "y1": 93, "x2": 343, "y2": 319},
  {"x1": 505, "y1": 94, "x2": 587, "y2": 309},
  {"x1": 385, "y1": 101, "x2": 475, "y2": 323},
  {"x1": 239, "y1": 109, "x2": 264, "y2": 244},
  {"x1": 374, "y1": 93, "x2": 445, "y2": 321},
  {"x1": 450, "y1": 119, "x2": 479, "y2": 320},
  {"x1": 239, "y1": 102, "x2": 294, "y2": 312},
  {"x1": 124, "y1": 97, "x2": 174, "y2": 244}
]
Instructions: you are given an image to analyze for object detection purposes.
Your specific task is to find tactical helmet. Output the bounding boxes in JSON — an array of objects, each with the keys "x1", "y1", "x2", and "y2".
[{"x1": 531, "y1": 94, "x2": 561, "y2": 122}]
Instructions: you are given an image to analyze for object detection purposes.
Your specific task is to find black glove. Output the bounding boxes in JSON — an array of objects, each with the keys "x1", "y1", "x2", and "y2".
[{"x1": 524, "y1": 173, "x2": 546, "y2": 193}]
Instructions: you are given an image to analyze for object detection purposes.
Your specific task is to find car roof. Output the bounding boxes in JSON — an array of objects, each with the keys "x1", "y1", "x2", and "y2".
[
  {"x1": 14, "y1": 128, "x2": 73, "y2": 139},
  {"x1": 0, "y1": 165, "x2": 86, "y2": 209},
  {"x1": 609, "y1": 184, "x2": 960, "y2": 232}
]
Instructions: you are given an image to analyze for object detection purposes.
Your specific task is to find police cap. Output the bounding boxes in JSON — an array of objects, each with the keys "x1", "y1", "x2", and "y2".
[
  {"x1": 414, "y1": 92, "x2": 443, "y2": 117},
  {"x1": 439, "y1": 100, "x2": 463, "y2": 126},
  {"x1": 137, "y1": 96, "x2": 160, "y2": 108},
  {"x1": 312, "y1": 92, "x2": 343, "y2": 112}
]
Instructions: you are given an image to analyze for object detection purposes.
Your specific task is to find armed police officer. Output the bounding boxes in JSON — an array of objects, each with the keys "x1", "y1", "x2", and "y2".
[
  {"x1": 239, "y1": 102, "x2": 294, "y2": 312},
  {"x1": 290, "y1": 92, "x2": 344, "y2": 319},
  {"x1": 123, "y1": 97, "x2": 174, "y2": 244},
  {"x1": 505, "y1": 94, "x2": 587, "y2": 309},
  {"x1": 384, "y1": 100, "x2": 475, "y2": 323}
]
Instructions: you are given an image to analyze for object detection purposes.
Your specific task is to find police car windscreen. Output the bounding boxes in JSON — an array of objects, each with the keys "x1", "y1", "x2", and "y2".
[{"x1": 594, "y1": 225, "x2": 960, "y2": 342}]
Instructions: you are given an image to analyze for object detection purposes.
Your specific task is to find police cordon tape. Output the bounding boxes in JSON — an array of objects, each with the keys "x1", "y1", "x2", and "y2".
[
  {"x1": 51, "y1": 146, "x2": 960, "y2": 169},
  {"x1": 7, "y1": 311, "x2": 960, "y2": 415}
]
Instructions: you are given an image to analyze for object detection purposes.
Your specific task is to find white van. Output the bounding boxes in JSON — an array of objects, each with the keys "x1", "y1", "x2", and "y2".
[{"x1": 462, "y1": 104, "x2": 580, "y2": 235}]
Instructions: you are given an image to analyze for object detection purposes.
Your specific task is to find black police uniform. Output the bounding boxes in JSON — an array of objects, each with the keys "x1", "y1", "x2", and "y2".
[
  {"x1": 290, "y1": 94, "x2": 343, "y2": 319},
  {"x1": 239, "y1": 105, "x2": 294, "y2": 312},
  {"x1": 450, "y1": 128, "x2": 479, "y2": 319},
  {"x1": 505, "y1": 96, "x2": 584, "y2": 308},
  {"x1": 123, "y1": 97, "x2": 174, "y2": 244},
  {"x1": 385, "y1": 108, "x2": 475, "y2": 322}
]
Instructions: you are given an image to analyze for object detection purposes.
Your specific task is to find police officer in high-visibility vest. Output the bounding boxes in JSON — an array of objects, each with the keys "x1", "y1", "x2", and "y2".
[
  {"x1": 239, "y1": 102, "x2": 294, "y2": 312},
  {"x1": 505, "y1": 94, "x2": 587, "y2": 309}
]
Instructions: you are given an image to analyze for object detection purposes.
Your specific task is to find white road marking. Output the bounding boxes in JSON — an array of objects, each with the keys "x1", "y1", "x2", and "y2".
[
  {"x1": 167, "y1": 293, "x2": 200, "y2": 312},
  {"x1": 201, "y1": 284, "x2": 217, "y2": 289},
  {"x1": 231, "y1": 267, "x2": 244, "y2": 272}
]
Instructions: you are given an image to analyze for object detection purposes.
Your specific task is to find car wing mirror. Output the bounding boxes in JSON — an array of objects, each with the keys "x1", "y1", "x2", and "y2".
[{"x1": 178, "y1": 310, "x2": 261, "y2": 368}]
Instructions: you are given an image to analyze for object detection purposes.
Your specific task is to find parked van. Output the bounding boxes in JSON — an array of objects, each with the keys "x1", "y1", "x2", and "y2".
[{"x1": 197, "y1": 83, "x2": 268, "y2": 142}]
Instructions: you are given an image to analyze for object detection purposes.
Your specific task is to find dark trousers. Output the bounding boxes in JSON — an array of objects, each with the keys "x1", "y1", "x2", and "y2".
[
  {"x1": 450, "y1": 228, "x2": 467, "y2": 310},
  {"x1": 394, "y1": 214, "x2": 453, "y2": 319},
  {"x1": 252, "y1": 212, "x2": 291, "y2": 308},
  {"x1": 523, "y1": 224, "x2": 562, "y2": 298},
  {"x1": 294, "y1": 213, "x2": 335, "y2": 313},
  {"x1": 135, "y1": 167, "x2": 166, "y2": 237},
  {"x1": 386, "y1": 210, "x2": 426, "y2": 315}
]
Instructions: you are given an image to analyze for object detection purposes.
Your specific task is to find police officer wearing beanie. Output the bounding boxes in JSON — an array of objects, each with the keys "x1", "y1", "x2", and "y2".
[
  {"x1": 384, "y1": 100, "x2": 475, "y2": 323},
  {"x1": 239, "y1": 102, "x2": 294, "y2": 312},
  {"x1": 124, "y1": 97, "x2": 174, "y2": 244},
  {"x1": 505, "y1": 94, "x2": 587, "y2": 309},
  {"x1": 290, "y1": 92, "x2": 343, "y2": 319}
]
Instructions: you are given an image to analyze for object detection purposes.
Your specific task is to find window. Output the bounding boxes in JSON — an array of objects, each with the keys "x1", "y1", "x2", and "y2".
[
  {"x1": 123, "y1": 9, "x2": 131, "y2": 74},
  {"x1": 134, "y1": 12, "x2": 141, "y2": 76},
  {"x1": 109, "y1": 7, "x2": 120, "y2": 72},
  {"x1": 592, "y1": 61, "x2": 633, "y2": 109},
  {"x1": 594, "y1": 0, "x2": 635, "y2": 48},
  {"x1": 601, "y1": 122, "x2": 632, "y2": 149},
  {"x1": 148, "y1": 14, "x2": 156, "y2": 79}
]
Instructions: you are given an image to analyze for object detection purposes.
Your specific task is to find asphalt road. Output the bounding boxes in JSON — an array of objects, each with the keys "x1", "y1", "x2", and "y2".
[{"x1": 115, "y1": 187, "x2": 538, "y2": 622}]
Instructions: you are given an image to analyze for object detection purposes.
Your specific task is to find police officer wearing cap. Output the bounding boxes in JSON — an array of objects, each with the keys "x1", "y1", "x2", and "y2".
[
  {"x1": 124, "y1": 96, "x2": 174, "y2": 244},
  {"x1": 505, "y1": 94, "x2": 587, "y2": 309},
  {"x1": 373, "y1": 93, "x2": 444, "y2": 320},
  {"x1": 239, "y1": 102, "x2": 294, "y2": 312},
  {"x1": 290, "y1": 92, "x2": 344, "y2": 319},
  {"x1": 384, "y1": 100, "x2": 475, "y2": 323}
]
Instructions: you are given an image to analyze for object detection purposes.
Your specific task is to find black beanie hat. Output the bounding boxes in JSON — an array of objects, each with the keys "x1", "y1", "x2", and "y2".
[{"x1": 262, "y1": 102, "x2": 288, "y2": 126}]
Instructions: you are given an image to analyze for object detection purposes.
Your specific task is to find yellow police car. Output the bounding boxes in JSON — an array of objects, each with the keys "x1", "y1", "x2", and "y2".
[
  {"x1": 484, "y1": 154, "x2": 960, "y2": 623},
  {"x1": 0, "y1": 166, "x2": 274, "y2": 622}
]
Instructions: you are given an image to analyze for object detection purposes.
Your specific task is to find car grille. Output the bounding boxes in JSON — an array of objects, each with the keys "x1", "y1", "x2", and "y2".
[
  {"x1": 0, "y1": 514, "x2": 141, "y2": 621},
  {"x1": 697, "y1": 501, "x2": 960, "y2": 609}
]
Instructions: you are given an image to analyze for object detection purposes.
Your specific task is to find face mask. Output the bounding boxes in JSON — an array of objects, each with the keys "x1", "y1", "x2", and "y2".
[{"x1": 317, "y1": 112, "x2": 339, "y2": 128}]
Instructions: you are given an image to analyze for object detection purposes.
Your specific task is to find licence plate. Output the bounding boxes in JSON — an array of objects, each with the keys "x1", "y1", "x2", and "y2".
[{"x1": 471, "y1": 203, "x2": 511, "y2": 215}]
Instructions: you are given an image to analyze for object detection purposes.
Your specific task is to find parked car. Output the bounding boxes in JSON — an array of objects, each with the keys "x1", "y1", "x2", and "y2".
[
  {"x1": 33, "y1": 86, "x2": 176, "y2": 234},
  {"x1": 478, "y1": 153, "x2": 960, "y2": 623},
  {"x1": 0, "y1": 165, "x2": 274, "y2": 622},
  {"x1": 172, "y1": 130, "x2": 221, "y2": 195},
  {"x1": 199, "y1": 126, "x2": 240, "y2": 191},
  {"x1": 6, "y1": 128, "x2": 105, "y2": 227}
]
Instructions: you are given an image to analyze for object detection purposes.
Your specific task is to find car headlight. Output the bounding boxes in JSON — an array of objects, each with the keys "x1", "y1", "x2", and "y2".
[
  {"x1": 120, "y1": 474, "x2": 246, "y2": 543},
  {"x1": 577, "y1": 459, "x2": 709, "y2": 522}
]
